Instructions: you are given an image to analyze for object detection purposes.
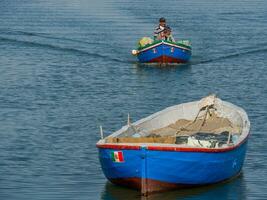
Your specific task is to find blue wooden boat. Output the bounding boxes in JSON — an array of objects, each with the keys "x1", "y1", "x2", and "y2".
[
  {"x1": 132, "y1": 40, "x2": 192, "y2": 64},
  {"x1": 97, "y1": 95, "x2": 250, "y2": 195}
]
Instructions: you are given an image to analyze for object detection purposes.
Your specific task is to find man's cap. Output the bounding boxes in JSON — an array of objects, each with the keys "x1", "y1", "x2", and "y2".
[{"x1": 159, "y1": 17, "x2": 166, "y2": 22}]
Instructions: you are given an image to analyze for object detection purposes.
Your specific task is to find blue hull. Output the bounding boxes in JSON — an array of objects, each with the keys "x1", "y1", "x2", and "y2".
[
  {"x1": 98, "y1": 141, "x2": 247, "y2": 194},
  {"x1": 137, "y1": 41, "x2": 192, "y2": 63}
]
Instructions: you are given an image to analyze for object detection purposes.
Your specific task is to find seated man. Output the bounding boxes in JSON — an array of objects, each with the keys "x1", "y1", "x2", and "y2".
[
  {"x1": 163, "y1": 26, "x2": 175, "y2": 42},
  {"x1": 154, "y1": 17, "x2": 167, "y2": 40}
]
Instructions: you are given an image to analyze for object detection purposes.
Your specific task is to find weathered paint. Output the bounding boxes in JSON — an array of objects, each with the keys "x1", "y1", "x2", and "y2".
[
  {"x1": 97, "y1": 139, "x2": 248, "y2": 195},
  {"x1": 137, "y1": 41, "x2": 192, "y2": 63}
]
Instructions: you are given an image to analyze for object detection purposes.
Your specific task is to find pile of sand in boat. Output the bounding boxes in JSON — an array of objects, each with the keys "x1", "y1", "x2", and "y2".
[{"x1": 105, "y1": 95, "x2": 243, "y2": 148}]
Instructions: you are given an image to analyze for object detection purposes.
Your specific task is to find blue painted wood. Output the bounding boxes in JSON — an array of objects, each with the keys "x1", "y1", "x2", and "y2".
[
  {"x1": 137, "y1": 41, "x2": 192, "y2": 63},
  {"x1": 98, "y1": 149, "x2": 142, "y2": 179},
  {"x1": 141, "y1": 146, "x2": 147, "y2": 194},
  {"x1": 98, "y1": 141, "x2": 247, "y2": 186}
]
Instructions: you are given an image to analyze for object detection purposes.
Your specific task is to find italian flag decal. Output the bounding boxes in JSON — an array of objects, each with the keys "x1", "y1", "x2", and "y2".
[{"x1": 111, "y1": 151, "x2": 124, "y2": 163}]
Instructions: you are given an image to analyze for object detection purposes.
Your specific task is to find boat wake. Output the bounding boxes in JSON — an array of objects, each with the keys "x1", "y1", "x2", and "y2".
[
  {"x1": 0, "y1": 28, "x2": 106, "y2": 47},
  {"x1": 0, "y1": 29, "x2": 126, "y2": 64},
  {"x1": 192, "y1": 46, "x2": 267, "y2": 65}
]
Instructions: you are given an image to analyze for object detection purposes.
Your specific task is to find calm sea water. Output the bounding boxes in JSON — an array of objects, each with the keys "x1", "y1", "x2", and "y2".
[{"x1": 0, "y1": 0, "x2": 266, "y2": 199}]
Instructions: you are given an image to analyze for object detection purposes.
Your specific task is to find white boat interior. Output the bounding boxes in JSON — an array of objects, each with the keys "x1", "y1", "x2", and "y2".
[{"x1": 104, "y1": 95, "x2": 250, "y2": 148}]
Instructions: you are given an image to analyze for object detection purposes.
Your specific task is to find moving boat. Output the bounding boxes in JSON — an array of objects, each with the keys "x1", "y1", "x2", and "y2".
[
  {"x1": 96, "y1": 95, "x2": 250, "y2": 195},
  {"x1": 132, "y1": 39, "x2": 192, "y2": 64}
]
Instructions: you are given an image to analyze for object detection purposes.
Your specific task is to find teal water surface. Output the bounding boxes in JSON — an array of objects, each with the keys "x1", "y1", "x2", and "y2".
[{"x1": 0, "y1": 0, "x2": 267, "y2": 199}]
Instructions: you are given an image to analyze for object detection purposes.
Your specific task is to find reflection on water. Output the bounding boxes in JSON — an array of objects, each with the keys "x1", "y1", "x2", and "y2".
[
  {"x1": 133, "y1": 63, "x2": 192, "y2": 71},
  {"x1": 132, "y1": 63, "x2": 193, "y2": 82},
  {"x1": 101, "y1": 173, "x2": 247, "y2": 200},
  {"x1": 0, "y1": 0, "x2": 266, "y2": 199}
]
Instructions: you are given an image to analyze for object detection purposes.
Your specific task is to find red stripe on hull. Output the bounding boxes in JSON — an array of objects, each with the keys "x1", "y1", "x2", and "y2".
[
  {"x1": 110, "y1": 178, "x2": 203, "y2": 195},
  {"x1": 97, "y1": 144, "x2": 140, "y2": 150},
  {"x1": 147, "y1": 55, "x2": 186, "y2": 63},
  {"x1": 110, "y1": 177, "x2": 141, "y2": 190},
  {"x1": 96, "y1": 134, "x2": 249, "y2": 153},
  {"x1": 110, "y1": 177, "x2": 192, "y2": 195},
  {"x1": 109, "y1": 172, "x2": 242, "y2": 196}
]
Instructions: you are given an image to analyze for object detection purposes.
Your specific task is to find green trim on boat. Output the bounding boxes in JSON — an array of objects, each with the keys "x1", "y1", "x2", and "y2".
[
  {"x1": 165, "y1": 40, "x2": 192, "y2": 50},
  {"x1": 137, "y1": 40, "x2": 162, "y2": 50},
  {"x1": 137, "y1": 40, "x2": 191, "y2": 51}
]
